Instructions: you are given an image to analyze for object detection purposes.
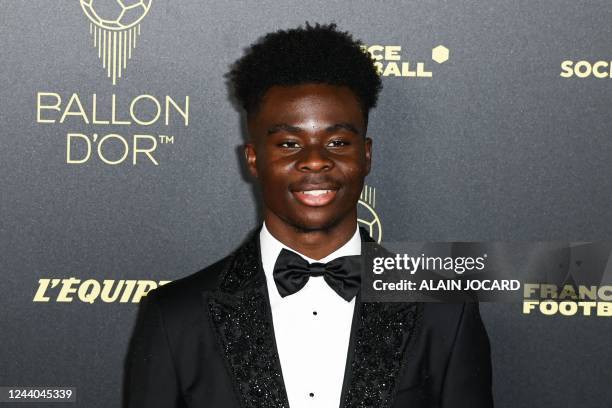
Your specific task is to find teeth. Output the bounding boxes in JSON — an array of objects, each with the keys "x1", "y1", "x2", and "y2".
[{"x1": 302, "y1": 190, "x2": 331, "y2": 196}]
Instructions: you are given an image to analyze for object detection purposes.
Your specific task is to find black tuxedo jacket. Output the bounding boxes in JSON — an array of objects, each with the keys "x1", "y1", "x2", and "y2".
[{"x1": 125, "y1": 228, "x2": 493, "y2": 408}]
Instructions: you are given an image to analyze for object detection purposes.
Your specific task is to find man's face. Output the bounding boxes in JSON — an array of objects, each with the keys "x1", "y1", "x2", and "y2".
[{"x1": 245, "y1": 83, "x2": 372, "y2": 232}]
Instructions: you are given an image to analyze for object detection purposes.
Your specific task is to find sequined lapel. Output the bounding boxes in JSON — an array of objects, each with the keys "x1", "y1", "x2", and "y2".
[
  {"x1": 207, "y1": 231, "x2": 290, "y2": 408},
  {"x1": 340, "y1": 230, "x2": 423, "y2": 408}
]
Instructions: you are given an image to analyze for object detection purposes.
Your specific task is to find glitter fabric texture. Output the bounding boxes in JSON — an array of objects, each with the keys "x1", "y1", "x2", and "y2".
[
  {"x1": 342, "y1": 301, "x2": 421, "y2": 408},
  {"x1": 207, "y1": 230, "x2": 422, "y2": 408},
  {"x1": 341, "y1": 231, "x2": 422, "y2": 408},
  {"x1": 208, "y1": 237, "x2": 290, "y2": 408}
]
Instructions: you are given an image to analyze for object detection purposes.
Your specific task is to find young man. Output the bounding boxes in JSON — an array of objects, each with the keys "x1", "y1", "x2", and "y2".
[{"x1": 126, "y1": 23, "x2": 493, "y2": 408}]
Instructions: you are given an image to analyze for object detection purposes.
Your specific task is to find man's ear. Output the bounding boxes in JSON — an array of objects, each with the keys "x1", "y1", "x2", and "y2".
[
  {"x1": 244, "y1": 143, "x2": 258, "y2": 178},
  {"x1": 364, "y1": 137, "x2": 372, "y2": 176}
]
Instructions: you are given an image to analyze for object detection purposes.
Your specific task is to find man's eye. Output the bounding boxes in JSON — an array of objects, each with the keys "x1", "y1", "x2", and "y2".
[
  {"x1": 327, "y1": 140, "x2": 349, "y2": 147},
  {"x1": 278, "y1": 141, "x2": 300, "y2": 148}
]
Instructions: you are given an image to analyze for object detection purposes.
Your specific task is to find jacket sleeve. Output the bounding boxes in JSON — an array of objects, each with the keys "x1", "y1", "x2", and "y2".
[
  {"x1": 440, "y1": 302, "x2": 494, "y2": 408},
  {"x1": 125, "y1": 290, "x2": 183, "y2": 408}
]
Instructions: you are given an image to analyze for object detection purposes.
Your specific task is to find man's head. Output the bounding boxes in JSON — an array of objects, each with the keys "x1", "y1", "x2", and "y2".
[{"x1": 229, "y1": 23, "x2": 382, "y2": 236}]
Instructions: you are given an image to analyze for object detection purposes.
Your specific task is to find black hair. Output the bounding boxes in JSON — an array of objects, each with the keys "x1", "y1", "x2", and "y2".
[{"x1": 228, "y1": 22, "x2": 382, "y2": 123}]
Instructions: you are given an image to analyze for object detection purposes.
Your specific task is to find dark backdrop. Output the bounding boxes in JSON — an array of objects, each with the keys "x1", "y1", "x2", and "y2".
[{"x1": 1, "y1": 1, "x2": 611, "y2": 407}]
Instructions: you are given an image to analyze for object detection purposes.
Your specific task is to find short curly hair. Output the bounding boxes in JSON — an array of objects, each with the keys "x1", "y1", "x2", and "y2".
[{"x1": 228, "y1": 22, "x2": 382, "y2": 123}]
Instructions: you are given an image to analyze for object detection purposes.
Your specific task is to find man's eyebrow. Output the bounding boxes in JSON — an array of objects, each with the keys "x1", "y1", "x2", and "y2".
[
  {"x1": 326, "y1": 123, "x2": 362, "y2": 136},
  {"x1": 266, "y1": 122, "x2": 362, "y2": 136},
  {"x1": 267, "y1": 124, "x2": 303, "y2": 135}
]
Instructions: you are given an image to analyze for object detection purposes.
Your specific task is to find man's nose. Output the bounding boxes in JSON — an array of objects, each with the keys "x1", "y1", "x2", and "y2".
[{"x1": 296, "y1": 145, "x2": 333, "y2": 172}]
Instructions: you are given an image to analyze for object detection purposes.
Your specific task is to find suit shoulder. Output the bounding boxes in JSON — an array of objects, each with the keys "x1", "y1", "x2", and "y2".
[
  {"x1": 421, "y1": 301, "x2": 466, "y2": 321},
  {"x1": 146, "y1": 253, "x2": 232, "y2": 306},
  {"x1": 419, "y1": 302, "x2": 481, "y2": 340}
]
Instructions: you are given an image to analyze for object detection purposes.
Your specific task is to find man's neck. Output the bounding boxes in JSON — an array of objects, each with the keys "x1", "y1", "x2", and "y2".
[{"x1": 263, "y1": 213, "x2": 358, "y2": 261}]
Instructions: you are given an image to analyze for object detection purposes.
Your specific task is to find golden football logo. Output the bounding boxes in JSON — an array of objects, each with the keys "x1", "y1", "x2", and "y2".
[
  {"x1": 79, "y1": 0, "x2": 152, "y2": 85},
  {"x1": 358, "y1": 185, "x2": 382, "y2": 243}
]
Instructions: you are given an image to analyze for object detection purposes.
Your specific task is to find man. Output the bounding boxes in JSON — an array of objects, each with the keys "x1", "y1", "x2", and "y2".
[{"x1": 126, "y1": 23, "x2": 493, "y2": 408}]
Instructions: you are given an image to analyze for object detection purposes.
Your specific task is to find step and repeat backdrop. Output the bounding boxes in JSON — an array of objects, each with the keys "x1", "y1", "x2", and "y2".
[{"x1": 1, "y1": 1, "x2": 611, "y2": 407}]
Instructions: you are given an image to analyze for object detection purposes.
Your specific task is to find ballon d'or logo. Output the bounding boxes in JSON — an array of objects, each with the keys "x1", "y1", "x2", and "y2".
[
  {"x1": 358, "y1": 185, "x2": 382, "y2": 243},
  {"x1": 80, "y1": 0, "x2": 152, "y2": 85}
]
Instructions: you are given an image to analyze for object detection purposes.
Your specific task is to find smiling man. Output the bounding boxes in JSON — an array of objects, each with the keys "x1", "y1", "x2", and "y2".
[
  {"x1": 126, "y1": 23, "x2": 493, "y2": 408},
  {"x1": 245, "y1": 82, "x2": 370, "y2": 259}
]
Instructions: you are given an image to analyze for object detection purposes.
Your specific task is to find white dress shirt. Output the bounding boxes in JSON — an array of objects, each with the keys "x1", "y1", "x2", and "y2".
[{"x1": 259, "y1": 222, "x2": 361, "y2": 408}]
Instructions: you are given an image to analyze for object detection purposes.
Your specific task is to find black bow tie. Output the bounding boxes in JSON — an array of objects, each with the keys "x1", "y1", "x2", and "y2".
[{"x1": 272, "y1": 248, "x2": 362, "y2": 302}]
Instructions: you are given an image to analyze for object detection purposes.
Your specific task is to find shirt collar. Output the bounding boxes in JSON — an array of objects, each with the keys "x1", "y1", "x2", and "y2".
[{"x1": 259, "y1": 221, "x2": 362, "y2": 282}]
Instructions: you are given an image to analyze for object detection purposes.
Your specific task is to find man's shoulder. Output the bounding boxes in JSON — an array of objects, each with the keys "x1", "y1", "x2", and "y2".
[
  {"x1": 141, "y1": 229, "x2": 261, "y2": 315},
  {"x1": 145, "y1": 253, "x2": 233, "y2": 310},
  {"x1": 417, "y1": 302, "x2": 488, "y2": 350},
  {"x1": 420, "y1": 302, "x2": 471, "y2": 327}
]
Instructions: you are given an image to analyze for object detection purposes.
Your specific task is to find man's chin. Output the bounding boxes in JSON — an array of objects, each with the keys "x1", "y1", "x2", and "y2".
[{"x1": 286, "y1": 214, "x2": 348, "y2": 234}]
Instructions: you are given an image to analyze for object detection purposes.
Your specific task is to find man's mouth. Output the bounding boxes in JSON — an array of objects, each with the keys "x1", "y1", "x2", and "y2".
[{"x1": 292, "y1": 188, "x2": 338, "y2": 207}]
